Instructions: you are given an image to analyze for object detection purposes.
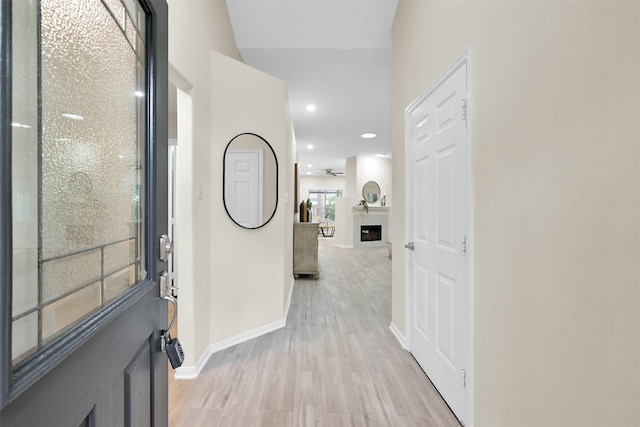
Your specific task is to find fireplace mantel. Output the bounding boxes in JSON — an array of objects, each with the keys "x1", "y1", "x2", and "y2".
[{"x1": 353, "y1": 205, "x2": 391, "y2": 212}]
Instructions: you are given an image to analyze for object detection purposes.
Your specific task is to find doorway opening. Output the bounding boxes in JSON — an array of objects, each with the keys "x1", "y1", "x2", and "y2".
[{"x1": 167, "y1": 65, "x2": 193, "y2": 367}]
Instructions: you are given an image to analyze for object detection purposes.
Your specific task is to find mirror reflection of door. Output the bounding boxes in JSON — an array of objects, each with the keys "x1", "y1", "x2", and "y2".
[
  {"x1": 223, "y1": 133, "x2": 278, "y2": 229},
  {"x1": 224, "y1": 149, "x2": 264, "y2": 228}
]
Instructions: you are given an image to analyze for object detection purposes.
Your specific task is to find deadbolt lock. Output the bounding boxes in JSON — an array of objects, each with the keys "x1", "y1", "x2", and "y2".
[{"x1": 159, "y1": 234, "x2": 173, "y2": 262}]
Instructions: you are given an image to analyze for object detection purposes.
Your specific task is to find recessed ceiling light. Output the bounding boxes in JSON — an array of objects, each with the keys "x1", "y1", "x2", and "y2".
[
  {"x1": 307, "y1": 144, "x2": 314, "y2": 150},
  {"x1": 62, "y1": 113, "x2": 84, "y2": 121},
  {"x1": 307, "y1": 164, "x2": 312, "y2": 168},
  {"x1": 306, "y1": 104, "x2": 316, "y2": 112},
  {"x1": 307, "y1": 171, "x2": 311, "y2": 175},
  {"x1": 361, "y1": 133, "x2": 377, "y2": 139}
]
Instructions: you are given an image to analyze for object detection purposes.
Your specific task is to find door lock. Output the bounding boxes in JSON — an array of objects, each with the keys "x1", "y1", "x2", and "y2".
[
  {"x1": 159, "y1": 234, "x2": 173, "y2": 262},
  {"x1": 405, "y1": 242, "x2": 415, "y2": 251}
]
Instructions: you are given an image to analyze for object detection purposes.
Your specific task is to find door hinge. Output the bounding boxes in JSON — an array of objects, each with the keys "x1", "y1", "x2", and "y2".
[
  {"x1": 461, "y1": 98, "x2": 467, "y2": 121},
  {"x1": 462, "y1": 235, "x2": 467, "y2": 254},
  {"x1": 461, "y1": 368, "x2": 467, "y2": 388}
]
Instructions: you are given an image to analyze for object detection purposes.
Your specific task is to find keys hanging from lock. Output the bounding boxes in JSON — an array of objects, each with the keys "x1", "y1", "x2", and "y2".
[
  {"x1": 160, "y1": 293, "x2": 184, "y2": 369},
  {"x1": 161, "y1": 330, "x2": 184, "y2": 369}
]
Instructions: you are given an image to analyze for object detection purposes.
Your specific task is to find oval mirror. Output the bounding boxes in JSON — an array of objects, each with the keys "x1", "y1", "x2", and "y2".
[
  {"x1": 223, "y1": 133, "x2": 278, "y2": 229},
  {"x1": 362, "y1": 180, "x2": 381, "y2": 204}
]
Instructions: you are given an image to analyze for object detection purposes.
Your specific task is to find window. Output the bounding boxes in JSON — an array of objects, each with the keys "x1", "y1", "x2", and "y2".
[
  {"x1": 308, "y1": 189, "x2": 342, "y2": 222},
  {"x1": 11, "y1": 0, "x2": 147, "y2": 367}
]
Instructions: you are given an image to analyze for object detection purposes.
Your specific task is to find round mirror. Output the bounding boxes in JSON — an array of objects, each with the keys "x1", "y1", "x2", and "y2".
[
  {"x1": 223, "y1": 133, "x2": 278, "y2": 229},
  {"x1": 362, "y1": 180, "x2": 381, "y2": 203}
]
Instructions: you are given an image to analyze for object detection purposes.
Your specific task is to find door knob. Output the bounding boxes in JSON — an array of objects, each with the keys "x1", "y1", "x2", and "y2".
[{"x1": 405, "y1": 242, "x2": 415, "y2": 251}]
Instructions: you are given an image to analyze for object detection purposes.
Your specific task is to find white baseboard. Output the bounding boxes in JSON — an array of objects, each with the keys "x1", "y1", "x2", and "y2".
[
  {"x1": 173, "y1": 347, "x2": 210, "y2": 379},
  {"x1": 174, "y1": 318, "x2": 285, "y2": 379},
  {"x1": 284, "y1": 276, "x2": 295, "y2": 324},
  {"x1": 174, "y1": 280, "x2": 295, "y2": 380},
  {"x1": 389, "y1": 322, "x2": 406, "y2": 349},
  {"x1": 334, "y1": 244, "x2": 353, "y2": 249}
]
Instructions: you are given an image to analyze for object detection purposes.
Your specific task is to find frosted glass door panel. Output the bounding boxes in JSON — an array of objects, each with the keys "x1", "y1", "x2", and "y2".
[{"x1": 11, "y1": 0, "x2": 147, "y2": 365}]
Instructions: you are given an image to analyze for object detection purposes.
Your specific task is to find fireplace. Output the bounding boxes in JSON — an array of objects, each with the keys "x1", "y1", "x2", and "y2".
[{"x1": 360, "y1": 225, "x2": 382, "y2": 242}]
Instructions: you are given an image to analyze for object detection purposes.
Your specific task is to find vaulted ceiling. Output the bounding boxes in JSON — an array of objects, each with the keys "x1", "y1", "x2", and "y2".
[{"x1": 225, "y1": 0, "x2": 397, "y2": 176}]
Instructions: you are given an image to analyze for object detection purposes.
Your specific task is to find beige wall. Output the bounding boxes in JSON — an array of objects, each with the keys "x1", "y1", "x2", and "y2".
[
  {"x1": 168, "y1": 0, "x2": 242, "y2": 366},
  {"x1": 209, "y1": 51, "x2": 294, "y2": 343},
  {"x1": 392, "y1": 1, "x2": 640, "y2": 426},
  {"x1": 168, "y1": 1, "x2": 295, "y2": 369}
]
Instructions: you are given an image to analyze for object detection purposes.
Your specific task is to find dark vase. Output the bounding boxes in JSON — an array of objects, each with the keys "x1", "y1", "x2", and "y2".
[{"x1": 299, "y1": 202, "x2": 307, "y2": 222}]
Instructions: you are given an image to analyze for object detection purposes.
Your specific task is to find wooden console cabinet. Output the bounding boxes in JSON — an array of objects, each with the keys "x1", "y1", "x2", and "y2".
[{"x1": 293, "y1": 222, "x2": 319, "y2": 279}]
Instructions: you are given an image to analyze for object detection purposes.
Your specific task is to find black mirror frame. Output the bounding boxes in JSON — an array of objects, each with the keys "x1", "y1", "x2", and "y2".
[{"x1": 222, "y1": 132, "x2": 279, "y2": 230}]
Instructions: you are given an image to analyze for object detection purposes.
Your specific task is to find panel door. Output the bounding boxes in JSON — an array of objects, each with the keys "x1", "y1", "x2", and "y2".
[
  {"x1": 224, "y1": 149, "x2": 264, "y2": 228},
  {"x1": 406, "y1": 62, "x2": 468, "y2": 422},
  {"x1": 0, "y1": 0, "x2": 169, "y2": 425}
]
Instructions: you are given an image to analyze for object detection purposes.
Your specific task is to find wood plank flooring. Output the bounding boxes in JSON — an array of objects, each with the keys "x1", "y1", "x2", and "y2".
[{"x1": 169, "y1": 239, "x2": 461, "y2": 427}]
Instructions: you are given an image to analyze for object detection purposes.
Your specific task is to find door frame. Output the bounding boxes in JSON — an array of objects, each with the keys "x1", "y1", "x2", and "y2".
[
  {"x1": 0, "y1": 0, "x2": 168, "y2": 409},
  {"x1": 404, "y1": 44, "x2": 474, "y2": 425}
]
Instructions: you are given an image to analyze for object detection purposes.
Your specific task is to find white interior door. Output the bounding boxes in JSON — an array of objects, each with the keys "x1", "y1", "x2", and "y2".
[
  {"x1": 224, "y1": 149, "x2": 264, "y2": 228},
  {"x1": 405, "y1": 57, "x2": 470, "y2": 423}
]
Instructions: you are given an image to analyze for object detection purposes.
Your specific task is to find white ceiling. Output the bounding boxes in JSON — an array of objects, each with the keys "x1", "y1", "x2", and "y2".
[{"x1": 225, "y1": 0, "x2": 397, "y2": 176}]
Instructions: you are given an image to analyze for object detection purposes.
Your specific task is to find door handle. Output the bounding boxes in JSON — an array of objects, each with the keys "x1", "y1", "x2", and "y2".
[
  {"x1": 405, "y1": 242, "x2": 415, "y2": 251},
  {"x1": 159, "y1": 270, "x2": 184, "y2": 368}
]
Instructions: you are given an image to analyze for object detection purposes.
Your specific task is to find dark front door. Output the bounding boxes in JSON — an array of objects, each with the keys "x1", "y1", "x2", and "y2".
[{"x1": 0, "y1": 0, "x2": 169, "y2": 425}]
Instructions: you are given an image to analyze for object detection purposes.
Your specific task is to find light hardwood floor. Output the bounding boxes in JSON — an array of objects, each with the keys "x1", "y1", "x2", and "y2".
[{"x1": 169, "y1": 239, "x2": 461, "y2": 427}]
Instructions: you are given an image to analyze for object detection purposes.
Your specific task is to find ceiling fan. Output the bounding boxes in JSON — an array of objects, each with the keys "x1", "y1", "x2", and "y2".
[{"x1": 320, "y1": 168, "x2": 344, "y2": 176}]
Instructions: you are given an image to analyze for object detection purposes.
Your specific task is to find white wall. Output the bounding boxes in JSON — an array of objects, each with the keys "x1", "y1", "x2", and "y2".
[
  {"x1": 345, "y1": 156, "x2": 358, "y2": 198},
  {"x1": 334, "y1": 197, "x2": 358, "y2": 248},
  {"x1": 345, "y1": 155, "x2": 392, "y2": 206},
  {"x1": 168, "y1": 1, "x2": 294, "y2": 371},
  {"x1": 392, "y1": 1, "x2": 640, "y2": 426},
  {"x1": 298, "y1": 175, "x2": 346, "y2": 202}
]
